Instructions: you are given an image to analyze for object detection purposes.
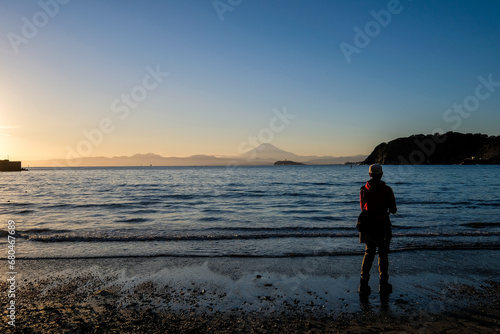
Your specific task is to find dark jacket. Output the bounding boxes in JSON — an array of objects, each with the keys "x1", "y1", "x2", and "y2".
[{"x1": 359, "y1": 179, "x2": 397, "y2": 238}]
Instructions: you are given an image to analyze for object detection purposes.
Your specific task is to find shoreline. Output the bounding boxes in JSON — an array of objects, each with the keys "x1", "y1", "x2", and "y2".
[{"x1": 1, "y1": 250, "x2": 499, "y2": 333}]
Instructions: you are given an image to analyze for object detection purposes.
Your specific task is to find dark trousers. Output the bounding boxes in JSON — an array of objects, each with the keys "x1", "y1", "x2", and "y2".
[{"x1": 360, "y1": 234, "x2": 391, "y2": 281}]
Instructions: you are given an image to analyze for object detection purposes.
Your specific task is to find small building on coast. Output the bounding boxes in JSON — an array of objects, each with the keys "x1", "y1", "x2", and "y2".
[{"x1": 0, "y1": 159, "x2": 22, "y2": 171}]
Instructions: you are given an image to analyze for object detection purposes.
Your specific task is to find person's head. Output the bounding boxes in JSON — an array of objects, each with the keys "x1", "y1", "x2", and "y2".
[{"x1": 369, "y1": 164, "x2": 383, "y2": 180}]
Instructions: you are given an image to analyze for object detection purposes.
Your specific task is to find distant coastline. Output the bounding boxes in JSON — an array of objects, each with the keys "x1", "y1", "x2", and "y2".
[{"x1": 20, "y1": 132, "x2": 500, "y2": 167}]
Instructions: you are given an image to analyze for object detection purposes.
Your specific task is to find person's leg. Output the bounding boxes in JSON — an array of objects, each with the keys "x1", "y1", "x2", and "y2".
[
  {"x1": 377, "y1": 236, "x2": 392, "y2": 293},
  {"x1": 359, "y1": 240, "x2": 376, "y2": 293},
  {"x1": 361, "y1": 241, "x2": 376, "y2": 280}
]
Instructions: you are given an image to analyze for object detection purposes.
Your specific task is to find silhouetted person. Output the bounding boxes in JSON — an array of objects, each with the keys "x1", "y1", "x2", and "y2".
[{"x1": 358, "y1": 164, "x2": 397, "y2": 295}]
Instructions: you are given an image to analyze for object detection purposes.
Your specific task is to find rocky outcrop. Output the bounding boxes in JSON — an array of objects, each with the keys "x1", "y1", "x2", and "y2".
[
  {"x1": 363, "y1": 132, "x2": 500, "y2": 165},
  {"x1": 274, "y1": 160, "x2": 305, "y2": 166}
]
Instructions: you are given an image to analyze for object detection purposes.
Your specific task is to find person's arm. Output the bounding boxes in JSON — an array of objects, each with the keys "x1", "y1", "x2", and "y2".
[
  {"x1": 387, "y1": 186, "x2": 397, "y2": 214},
  {"x1": 360, "y1": 186, "x2": 365, "y2": 210}
]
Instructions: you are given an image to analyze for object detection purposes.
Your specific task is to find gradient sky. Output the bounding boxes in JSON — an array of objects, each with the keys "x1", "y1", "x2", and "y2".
[{"x1": 1, "y1": 0, "x2": 500, "y2": 161}]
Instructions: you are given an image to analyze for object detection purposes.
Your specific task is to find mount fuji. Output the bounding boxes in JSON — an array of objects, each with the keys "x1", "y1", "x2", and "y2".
[{"x1": 239, "y1": 143, "x2": 366, "y2": 165}]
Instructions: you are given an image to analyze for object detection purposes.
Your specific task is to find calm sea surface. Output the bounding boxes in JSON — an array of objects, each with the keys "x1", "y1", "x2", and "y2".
[{"x1": 1, "y1": 165, "x2": 499, "y2": 259}]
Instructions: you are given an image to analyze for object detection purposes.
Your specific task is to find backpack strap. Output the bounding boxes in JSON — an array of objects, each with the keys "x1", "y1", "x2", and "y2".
[{"x1": 360, "y1": 185, "x2": 367, "y2": 208}]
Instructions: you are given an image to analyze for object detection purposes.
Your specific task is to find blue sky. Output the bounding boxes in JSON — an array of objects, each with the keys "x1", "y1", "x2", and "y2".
[{"x1": 1, "y1": 0, "x2": 500, "y2": 160}]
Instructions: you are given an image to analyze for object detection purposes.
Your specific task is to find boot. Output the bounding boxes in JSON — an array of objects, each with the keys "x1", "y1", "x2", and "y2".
[
  {"x1": 379, "y1": 276, "x2": 392, "y2": 294},
  {"x1": 358, "y1": 278, "x2": 371, "y2": 295}
]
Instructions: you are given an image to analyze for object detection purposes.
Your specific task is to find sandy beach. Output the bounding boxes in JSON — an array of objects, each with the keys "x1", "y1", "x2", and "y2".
[
  {"x1": 1, "y1": 250, "x2": 499, "y2": 333},
  {"x1": 1, "y1": 291, "x2": 499, "y2": 333}
]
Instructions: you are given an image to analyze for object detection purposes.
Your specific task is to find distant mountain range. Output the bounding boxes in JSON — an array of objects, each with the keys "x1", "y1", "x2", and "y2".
[
  {"x1": 24, "y1": 144, "x2": 367, "y2": 167},
  {"x1": 363, "y1": 132, "x2": 500, "y2": 165},
  {"x1": 24, "y1": 132, "x2": 500, "y2": 167}
]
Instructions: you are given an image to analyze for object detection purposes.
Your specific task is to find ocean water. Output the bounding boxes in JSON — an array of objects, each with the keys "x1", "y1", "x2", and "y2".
[{"x1": 1, "y1": 165, "x2": 499, "y2": 260}]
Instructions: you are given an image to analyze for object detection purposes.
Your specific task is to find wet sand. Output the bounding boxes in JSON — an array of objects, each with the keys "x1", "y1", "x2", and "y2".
[
  {"x1": 1, "y1": 250, "x2": 499, "y2": 333},
  {"x1": 1, "y1": 292, "x2": 499, "y2": 333}
]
